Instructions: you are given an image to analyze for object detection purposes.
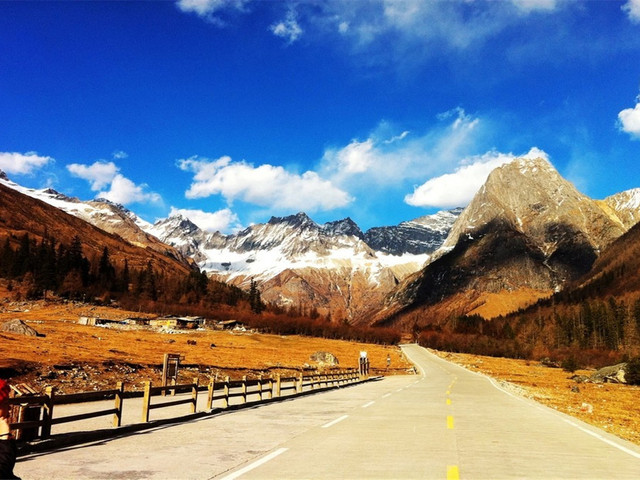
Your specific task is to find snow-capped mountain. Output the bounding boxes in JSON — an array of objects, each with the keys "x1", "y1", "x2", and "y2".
[
  {"x1": 145, "y1": 210, "x2": 461, "y2": 323},
  {"x1": 364, "y1": 208, "x2": 464, "y2": 255},
  {"x1": 0, "y1": 171, "x2": 190, "y2": 262}
]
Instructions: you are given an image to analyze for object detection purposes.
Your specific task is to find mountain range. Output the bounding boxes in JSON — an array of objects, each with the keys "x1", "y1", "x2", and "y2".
[
  {"x1": 2, "y1": 155, "x2": 640, "y2": 330},
  {"x1": 0, "y1": 170, "x2": 461, "y2": 323}
]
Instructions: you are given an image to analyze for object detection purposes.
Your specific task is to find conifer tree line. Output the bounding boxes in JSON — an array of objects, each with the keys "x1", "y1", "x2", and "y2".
[{"x1": 0, "y1": 233, "x2": 250, "y2": 309}]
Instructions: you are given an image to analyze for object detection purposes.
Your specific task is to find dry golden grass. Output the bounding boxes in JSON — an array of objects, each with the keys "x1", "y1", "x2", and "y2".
[
  {"x1": 466, "y1": 288, "x2": 550, "y2": 319},
  {"x1": 0, "y1": 300, "x2": 411, "y2": 394},
  {"x1": 434, "y1": 350, "x2": 640, "y2": 446}
]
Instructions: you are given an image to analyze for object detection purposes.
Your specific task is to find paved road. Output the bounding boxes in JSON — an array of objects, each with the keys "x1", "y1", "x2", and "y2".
[{"x1": 16, "y1": 345, "x2": 640, "y2": 479}]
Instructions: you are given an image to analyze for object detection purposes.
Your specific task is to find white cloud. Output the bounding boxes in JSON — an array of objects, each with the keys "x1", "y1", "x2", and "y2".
[
  {"x1": 68, "y1": 160, "x2": 161, "y2": 205},
  {"x1": 169, "y1": 206, "x2": 240, "y2": 233},
  {"x1": 404, "y1": 147, "x2": 548, "y2": 208},
  {"x1": 0, "y1": 151, "x2": 53, "y2": 175},
  {"x1": 623, "y1": 0, "x2": 640, "y2": 23},
  {"x1": 270, "y1": 9, "x2": 303, "y2": 43},
  {"x1": 67, "y1": 161, "x2": 118, "y2": 190},
  {"x1": 177, "y1": 155, "x2": 352, "y2": 211},
  {"x1": 176, "y1": 0, "x2": 248, "y2": 24},
  {"x1": 322, "y1": 109, "x2": 483, "y2": 188},
  {"x1": 97, "y1": 174, "x2": 161, "y2": 205},
  {"x1": 618, "y1": 101, "x2": 640, "y2": 139}
]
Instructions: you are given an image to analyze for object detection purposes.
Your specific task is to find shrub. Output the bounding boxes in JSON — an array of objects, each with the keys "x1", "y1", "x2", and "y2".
[
  {"x1": 625, "y1": 357, "x2": 640, "y2": 385},
  {"x1": 561, "y1": 357, "x2": 579, "y2": 373}
]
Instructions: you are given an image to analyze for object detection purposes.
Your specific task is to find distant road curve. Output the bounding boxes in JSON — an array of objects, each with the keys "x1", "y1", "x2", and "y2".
[{"x1": 17, "y1": 345, "x2": 640, "y2": 479}]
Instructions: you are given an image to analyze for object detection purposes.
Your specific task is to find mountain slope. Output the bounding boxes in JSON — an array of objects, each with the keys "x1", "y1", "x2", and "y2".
[
  {"x1": 377, "y1": 157, "x2": 632, "y2": 327},
  {"x1": 0, "y1": 172, "x2": 191, "y2": 265},
  {"x1": 0, "y1": 182, "x2": 193, "y2": 277}
]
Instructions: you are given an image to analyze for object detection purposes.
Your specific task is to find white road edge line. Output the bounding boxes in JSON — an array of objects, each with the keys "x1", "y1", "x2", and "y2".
[
  {"x1": 218, "y1": 448, "x2": 288, "y2": 480},
  {"x1": 362, "y1": 401, "x2": 375, "y2": 408},
  {"x1": 382, "y1": 393, "x2": 392, "y2": 398},
  {"x1": 322, "y1": 415, "x2": 349, "y2": 428}
]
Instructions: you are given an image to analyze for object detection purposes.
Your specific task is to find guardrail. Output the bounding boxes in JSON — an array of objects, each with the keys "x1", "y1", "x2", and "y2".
[{"x1": 8, "y1": 369, "x2": 364, "y2": 443}]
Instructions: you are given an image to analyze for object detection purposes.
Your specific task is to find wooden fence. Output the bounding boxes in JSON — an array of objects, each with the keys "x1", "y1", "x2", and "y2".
[{"x1": 8, "y1": 370, "x2": 363, "y2": 442}]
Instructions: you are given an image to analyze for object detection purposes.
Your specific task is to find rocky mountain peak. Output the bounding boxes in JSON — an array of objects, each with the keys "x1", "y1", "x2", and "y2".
[
  {"x1": 268, "y1": 212, "x2": 317, "y2": 230},
  {"x1": 322, "y1": 217, "x2": 364, "y2": 239},
  {"x1": 442, "y1": 156, "x2": 625, "y2": 254},
  {"x1": 0, "y1": 170, "x2": 8, "y2": 181}
]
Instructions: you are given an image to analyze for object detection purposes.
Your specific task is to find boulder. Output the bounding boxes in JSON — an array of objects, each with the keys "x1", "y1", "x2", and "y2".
[
  {"x1": 0, "y1": 319, "x2": 42, "y2": 337},
  {"x1": 310, "y1": 351, "x2": 339, "y2": 366},
  {"x1": 589, "y1": 363, "x2": 627, "y2": 384}
]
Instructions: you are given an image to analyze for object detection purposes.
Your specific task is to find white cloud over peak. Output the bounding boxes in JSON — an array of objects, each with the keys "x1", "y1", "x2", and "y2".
[
  {"x1": 97, "y1": 174, "x2": 162, "y2": 205},
  {"x1": 67, "y1": 160, "x2": 161, "y2": 205},
  {"x1": 178, "y1": 155, "x2": 352, "y2": 211},
  {"x1": 322, "y1": 109, "x2": 483, "y2": 189},
  {"x1": 0, "y1": 151, "x2": 53, "y2": 175},
  {"x1": 67, "y1": 161, "x2": 119, "y2": 190},
  {"x1": 618, "y1": 99, "x2": 640, "y2": 139},
  {"x1": 405, "y1": 147, "x2": 548, "y2": 208},
  {"x1": 169, "y1": 206, "x2": 240, "y2": 233},
  {"x1": 623, "y1": 0, "x2": 640, "y2": 23}
]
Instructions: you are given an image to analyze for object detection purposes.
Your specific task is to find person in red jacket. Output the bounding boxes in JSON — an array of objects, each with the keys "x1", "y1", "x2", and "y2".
[{"x1": 0, "y1": 379, "x2": 20, "y2": 480}]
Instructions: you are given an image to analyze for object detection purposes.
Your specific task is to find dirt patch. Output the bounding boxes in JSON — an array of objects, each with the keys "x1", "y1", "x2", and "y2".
[
  {"x1": 0, "y1": 300, "x2": 411, "y2": 394},
  {"x1": 433, "y1": 350, "x2": 640, "y2": 446}
]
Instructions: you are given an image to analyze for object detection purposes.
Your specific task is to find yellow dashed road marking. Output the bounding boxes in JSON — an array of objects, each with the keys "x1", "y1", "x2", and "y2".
[
  {"x1": 447, "y1": 416, "x2": 454, "y2": 429},
  {"x1": 447, "y1": 465, "x2": 460, "y2": 480}
]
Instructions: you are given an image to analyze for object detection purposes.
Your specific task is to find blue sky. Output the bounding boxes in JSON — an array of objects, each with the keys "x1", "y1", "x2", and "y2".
[{"x1": 1, "y1": 0, "x2": 640, "y2": 233}]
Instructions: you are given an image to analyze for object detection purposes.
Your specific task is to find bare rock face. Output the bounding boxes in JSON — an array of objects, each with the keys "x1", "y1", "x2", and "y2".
[
  {"x1": 379, "y1": 157, "x2": 632, "y2": 326},
  {"x1": 1, "y1": 319, "x2": 41, "y2": 337}
]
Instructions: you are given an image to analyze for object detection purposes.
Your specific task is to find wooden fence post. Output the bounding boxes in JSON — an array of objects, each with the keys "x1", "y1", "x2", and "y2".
[
  {"x1": 191, "y1": 378, "x2": 199, "y2": 413},
  {"x1": 113, "y1": 382, "x2": 124, "y2": 427},
  {"x1": 297, "y1": 373, "x2": 303, "y2": 393},
  {"x1": 268, "y1": 377, "x2": 273, "y2": 399},
  {"x1": 222, "y1": 376, "x2": 230, "y2": 408},
  {"x1": 258, "y1": 375, "x2": 263, "y2": 401},
  {"x1": 207, "y1": 378, "x2": 215, "y2": 410},
  {"x1": 241, "y1": 376, "x2": 247, "y2": 404},
  {"x1": 275, "y1": 374, "x2": 281, "y2": 397},
  {"x1": 142, "y1": 381, "x2": 152, "y2": 423},
  {"x1": 41, "y1": 386, "x2": 55, "y2": 439}
]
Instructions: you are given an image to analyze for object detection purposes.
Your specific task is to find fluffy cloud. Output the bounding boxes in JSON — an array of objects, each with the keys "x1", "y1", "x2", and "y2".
[
  {"x1": 97, "y1": 174, "x2": 161, "y2": 205},
  {"x1": 270, "y1": 9, "x2": 303, "y2": 43},
  {"x1": 618, "y1": 101, "x2": 640, "y2": 139},
  {"x1": 67, "y1": 161, "x2": 161, "y2": 205},
  {"x1": 169, "y1": 206, "x2": 240, "y2": 233},
  {"x1": 178, "y1": 155, "x2": 352, "y2": 211},
  {"x1": 67, "y1": 161, "x2": 119, "y2": 190},
  {"x1": 0, "y1": 151, "x2": 53, "y2": 175},
  {"x1": 322, "y1": 109, "x2": 482, "y2": 188},
  {"x1": 623, "y1": 0, "x2": 640, "y2": 23},
  {"x1": 404, "y1": 147, "x2": 549, "y2": 208}
]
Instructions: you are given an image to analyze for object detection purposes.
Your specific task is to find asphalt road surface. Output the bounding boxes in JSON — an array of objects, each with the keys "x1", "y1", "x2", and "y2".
[{"x1": 16, "y1": 344, "x2": 640, "y2": 479}]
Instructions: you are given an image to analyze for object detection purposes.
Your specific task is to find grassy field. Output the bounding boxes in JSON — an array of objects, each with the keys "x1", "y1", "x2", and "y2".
[{"x1": 0, "y1": 300, "x2": 411, "y2": 394}]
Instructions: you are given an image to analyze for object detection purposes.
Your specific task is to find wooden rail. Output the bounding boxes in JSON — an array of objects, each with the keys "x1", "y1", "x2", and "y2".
[{"x1": 8, "y1": 370, "x2": 364, "y2": 442}]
